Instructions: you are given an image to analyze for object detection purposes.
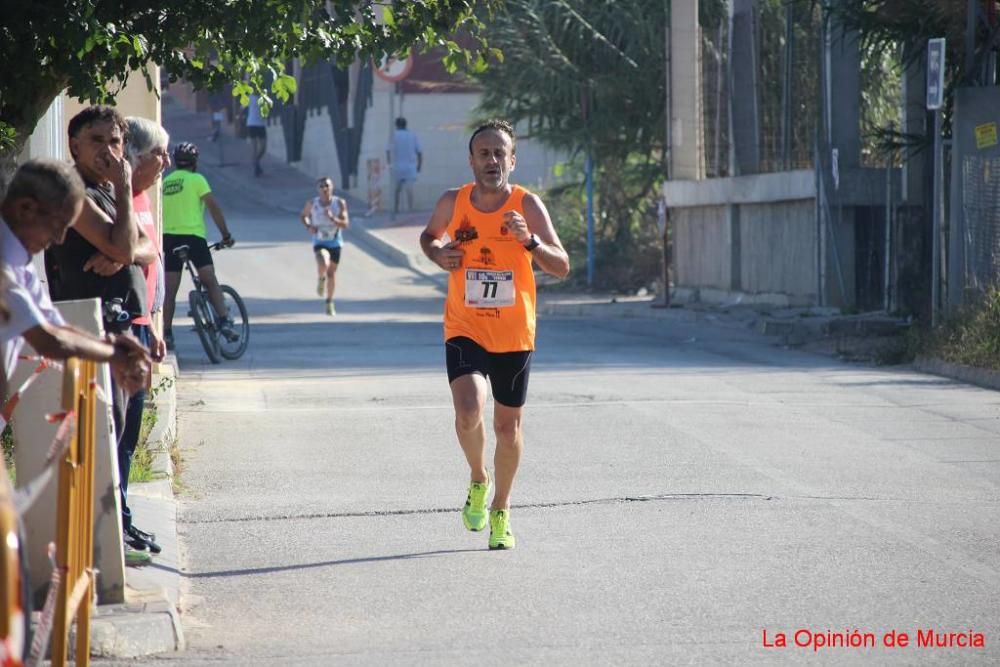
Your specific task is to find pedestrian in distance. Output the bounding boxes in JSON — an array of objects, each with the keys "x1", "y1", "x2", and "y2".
[
  {"x1": 160, "y1": 142, "x2": 236, "y2": 350},
  {"x1": 299, "y1": 176, "x2": 349, "y2": 315},
  {"x1": 386, "y1": 117, "x2": 422, "y2": 217},
  {"x1": 245, "y1": 93, "x2": 267, "y2": 177},
  {"x1": 419, "y1": 119, "x2": 570, "y2": 550},
  {"x1": 117, "y1": 115, "x2": 171, "y2": 559}
]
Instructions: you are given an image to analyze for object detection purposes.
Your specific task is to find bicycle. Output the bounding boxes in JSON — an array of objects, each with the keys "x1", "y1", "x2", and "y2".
[{"x1": 173, "y1": 240, "x2": 249, "y2": 363}]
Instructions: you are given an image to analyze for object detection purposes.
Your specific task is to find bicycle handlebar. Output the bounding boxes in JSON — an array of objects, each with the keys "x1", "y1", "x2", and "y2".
[{"x1": 210, "y1": 238, "x2": 236, "y2": 251}]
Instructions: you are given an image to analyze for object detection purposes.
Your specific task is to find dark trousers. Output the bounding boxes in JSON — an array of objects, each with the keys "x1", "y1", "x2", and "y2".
[{"x1": 118, "y1": 324, "x2": 150, "y2": 531}]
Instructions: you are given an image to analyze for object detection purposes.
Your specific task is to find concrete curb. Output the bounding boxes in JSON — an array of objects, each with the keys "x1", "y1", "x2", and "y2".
[
  {"x1": 89, "y1": 358, "x2": 184, "y2": 658},
  {"x1": 90, "y1": 593, "x2": 185, "y2": 658},
  {"x1": 538, "y1": 297, "x2": 679, "y2": 319},
  {"x1": 913, "y1": 357, "x2": 1000, "y2": 392}
]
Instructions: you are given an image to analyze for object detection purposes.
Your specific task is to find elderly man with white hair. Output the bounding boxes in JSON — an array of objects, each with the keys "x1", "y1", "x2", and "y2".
[{"x1": 113, "y1": 115, "x2": 172, "y2": 561}]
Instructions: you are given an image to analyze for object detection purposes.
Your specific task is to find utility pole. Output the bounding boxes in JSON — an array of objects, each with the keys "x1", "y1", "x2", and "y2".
[{"x1": 927, "y1": 38, "x2": 946, "y2": 325}]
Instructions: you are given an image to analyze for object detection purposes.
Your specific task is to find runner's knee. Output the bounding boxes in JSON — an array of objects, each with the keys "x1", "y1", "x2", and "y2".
[
  {"x1": 494, "y1": 414, "x2": 522, "y2": 441},
  {"x1": 454, "y1": 402, "x2": 483, "y2": 431}
]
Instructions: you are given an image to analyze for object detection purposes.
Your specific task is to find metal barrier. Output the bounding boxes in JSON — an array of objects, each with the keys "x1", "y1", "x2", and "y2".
[
  {"x1": 48, "y1": 358, "x2": 97, "y2": 667},
  {"x1": 1, "y1": 468, "x2": 25, "y2": 666},
  {"x1": 0, "y1": 357, "x2": 99, "y2": 667}
]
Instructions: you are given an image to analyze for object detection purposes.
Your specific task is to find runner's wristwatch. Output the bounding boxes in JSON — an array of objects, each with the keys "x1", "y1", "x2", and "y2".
[{"x1": 523, "y1": 234, "x2": 540, "y2": 251}]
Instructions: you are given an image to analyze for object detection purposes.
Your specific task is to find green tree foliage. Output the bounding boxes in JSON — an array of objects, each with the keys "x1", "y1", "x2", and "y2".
[
  {"x1": 0, "y1": 1, "x2": 496, "y2": 190},
  {"x1": 831, "y1": 0, "x2": 983, "y2": 148},
  {"x1": 859, "y1": 41, "x2": 902, "y2": 164},
  {"x1": 473, "y1": 0, "x2": 669, "y2": 290}
]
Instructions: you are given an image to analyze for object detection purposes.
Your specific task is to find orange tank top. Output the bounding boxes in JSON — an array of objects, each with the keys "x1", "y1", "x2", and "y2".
[{"x1": 443, "y1": 184, "x2": 537, "y2": 352}]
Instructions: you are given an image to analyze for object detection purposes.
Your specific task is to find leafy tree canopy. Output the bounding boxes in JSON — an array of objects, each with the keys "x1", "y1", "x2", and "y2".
[
  {"x1": 0, "y1": 0, "x2": 497, "y2": 177},
  {"x1": 475, "y1": 0, "x2": 666, "y2": 177},
  {"x1": 473, "y1": 0, "x2": 668, "y2": 289}
]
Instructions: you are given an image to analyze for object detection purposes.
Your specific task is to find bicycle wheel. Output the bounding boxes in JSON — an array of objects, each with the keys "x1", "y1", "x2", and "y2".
[
  {"x1": 188, "y1": 290, "x2": 221, "y2": 364},
  {"x1": 218, "y1": 285, "x2": 249, "y2": 360}
]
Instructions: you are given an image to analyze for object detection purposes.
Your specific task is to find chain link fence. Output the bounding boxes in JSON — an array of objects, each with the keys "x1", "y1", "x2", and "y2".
[
  {"x1": 757, "y1": 0, "x2": 820, "y2": 172},
  {"x1": 961, "y1": 155, "x2": 1000, "y2": 292},
  {"x1": 702, "y1": 19, "x2": 730, "y2": 177},
  {"x1": 701, "y1": 1, "x2": 821, "y2": 177}
]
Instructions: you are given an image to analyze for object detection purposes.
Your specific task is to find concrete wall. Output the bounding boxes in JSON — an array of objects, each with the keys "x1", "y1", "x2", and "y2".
[
  {"x1": 740, "y1": 200, "x2": 816, "y2": 296},
  {"x1": 673, "y1": 205, "x2": 731, "y2": 289},
  {"x1": 666, "y1": 171, "x2": 819, "y2": 305}
]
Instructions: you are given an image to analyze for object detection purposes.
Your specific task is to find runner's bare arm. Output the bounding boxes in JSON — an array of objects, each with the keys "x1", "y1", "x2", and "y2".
[
  {"x1": 518, "y1": 194, "x2": 570, "y2": 279},
  {"x1": 420, "y1": 189, "x2": 464, "y2": 271},
  {"x1": 300, "y1": 200, "x2": 314, "y2": 231},
  {"x1": 335, "y1": 198, "x2": 350, "y2": 228}
]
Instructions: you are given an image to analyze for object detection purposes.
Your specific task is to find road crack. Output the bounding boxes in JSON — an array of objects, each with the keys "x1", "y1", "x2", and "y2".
[{"x1": 180, "y1": 492, "x2": 775, "y2": 524}]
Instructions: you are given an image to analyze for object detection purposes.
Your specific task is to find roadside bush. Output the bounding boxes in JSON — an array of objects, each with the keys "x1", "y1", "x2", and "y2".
[
  {"x1": 544, "y1": 182, "x2": 662, "y2": 293},
  {"x1": 128, "y1": 405, "x2": 158, "y2": 483},
  {"x1": 926, "y1": 286, "x2": 1000, "y2": 370},
  {"x1": 894, "y1": 286, "x2": 1000, "y2": 370}
]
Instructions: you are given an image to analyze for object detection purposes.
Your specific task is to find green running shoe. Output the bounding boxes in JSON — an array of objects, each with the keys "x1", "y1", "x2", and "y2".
[
  {"x1": 124, "y1": 545, "x2": 152, "y2": 567},
  {"x1": 488, "y1": 509, "x2": 516, "y2": 550},
  {"x1": 462, "y1": 474, "x2": 491, "y2": 531}
]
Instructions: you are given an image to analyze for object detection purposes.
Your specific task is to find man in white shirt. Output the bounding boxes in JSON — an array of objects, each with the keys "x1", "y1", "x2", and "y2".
[
  {"x1": 246, "y1": 93, "x2": 267, "y2": 177},
  {"x1": 385, "y1": 117, "x2": 423, "y2": 216},
  {"x1": 0, "y1": 159, "x2": 150, "y2": 394}
]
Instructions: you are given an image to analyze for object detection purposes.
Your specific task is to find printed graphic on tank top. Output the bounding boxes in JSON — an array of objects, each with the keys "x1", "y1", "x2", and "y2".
[
  {"x1": 443, "y1": 184, "x2": 537, "y2": 353},
  {"x1": 310, "y1": 197, "x2": 344, "y2": 245}
]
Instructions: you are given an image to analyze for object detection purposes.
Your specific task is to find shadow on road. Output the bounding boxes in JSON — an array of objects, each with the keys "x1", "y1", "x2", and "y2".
[
  {"x1": 235, "y1": 294, "x2": 445, "y2": 318},
  {"x1": 184, "y1": 549, "x2": 482, "y2": 579}
]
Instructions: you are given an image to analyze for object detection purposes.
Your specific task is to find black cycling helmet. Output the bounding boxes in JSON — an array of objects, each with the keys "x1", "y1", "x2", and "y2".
[{"x1": 173, "y1": 142, "x2": 199, "y2": 168}]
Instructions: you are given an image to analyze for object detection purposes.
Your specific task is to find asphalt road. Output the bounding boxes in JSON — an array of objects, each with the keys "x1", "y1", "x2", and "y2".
[{"x1": 141, "y1": 165, "x2": 1000, "y2": 666}]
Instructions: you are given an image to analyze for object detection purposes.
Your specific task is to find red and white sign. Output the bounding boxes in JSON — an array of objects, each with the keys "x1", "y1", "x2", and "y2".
[{"x1": 374, "y1": 54, "x2": 413, "y2": 83}]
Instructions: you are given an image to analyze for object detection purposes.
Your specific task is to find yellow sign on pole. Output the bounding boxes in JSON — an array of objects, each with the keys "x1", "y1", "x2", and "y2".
[{"x1": 975, "y1": 122, "x2": 998, "y2": 149}]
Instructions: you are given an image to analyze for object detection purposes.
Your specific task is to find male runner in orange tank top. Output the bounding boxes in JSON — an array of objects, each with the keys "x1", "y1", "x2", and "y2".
[{"x1": 420, "y1": 120, "x2": 570, "y2": 550}]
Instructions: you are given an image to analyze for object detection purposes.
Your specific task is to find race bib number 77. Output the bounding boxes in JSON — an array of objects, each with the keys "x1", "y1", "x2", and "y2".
[{"x1": 464, "y1": 269, "x2": 515, "y2": 308}]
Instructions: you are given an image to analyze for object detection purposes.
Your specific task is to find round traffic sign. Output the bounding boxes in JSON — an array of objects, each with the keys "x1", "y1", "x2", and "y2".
[{"x1": 374, "y1": 55, "x2": 413, "y2": 83}]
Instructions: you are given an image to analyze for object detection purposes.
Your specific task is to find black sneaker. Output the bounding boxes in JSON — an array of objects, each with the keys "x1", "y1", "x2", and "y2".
[
  {"x1": 217, "y1": 317, "x2": 240, "y2": 343},
  {"x1": 164, "y1": 330, "x2": 175, "y2": 351},
  {"x1": 124, "y1": 530, "x2": 148, "y2": 552},
  {"x1": 126, "y1": 525, "x2": 162, "y2": 554},
  {"x1": 128, "y1": 524, "x2": 157, "y2": 542}
]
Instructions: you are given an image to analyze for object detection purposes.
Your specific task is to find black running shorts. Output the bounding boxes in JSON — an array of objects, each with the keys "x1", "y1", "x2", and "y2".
[
  {"x1": 163, "y1": 234, "x2": 213, "y2": 272},
  {"x1": 313, "y1": 244, "x2": 342, "y2": 263},
  {"x1": 445, "y1": 336, "x2": 533, "y2": 408}
]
